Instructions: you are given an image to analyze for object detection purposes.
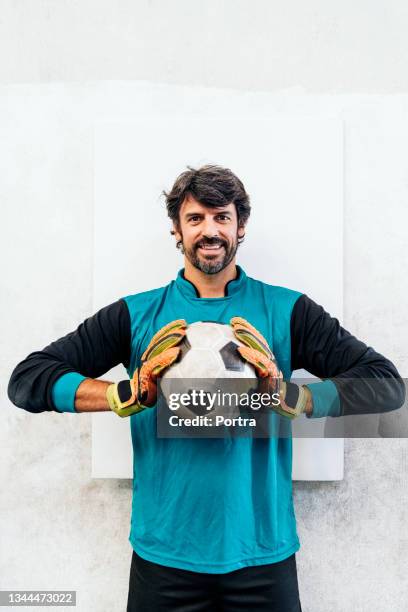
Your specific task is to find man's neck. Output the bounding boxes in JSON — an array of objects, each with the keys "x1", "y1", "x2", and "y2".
[{"x1": 183, "y1": 259, "x2": 238, "y2": 298}]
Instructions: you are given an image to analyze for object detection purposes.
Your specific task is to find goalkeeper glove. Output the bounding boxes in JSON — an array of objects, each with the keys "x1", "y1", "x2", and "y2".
[
  {"x1": 230, "y1": 316, "x2": 311, "y2": 419},
  {"x1": 106, "y1": 319, "x2": 187, "y2": 418}
]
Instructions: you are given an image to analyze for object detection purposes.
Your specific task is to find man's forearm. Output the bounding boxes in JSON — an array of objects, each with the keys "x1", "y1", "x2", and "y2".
[{"x1": 75, "y1": 378, "x2": 112, "y2": 412}]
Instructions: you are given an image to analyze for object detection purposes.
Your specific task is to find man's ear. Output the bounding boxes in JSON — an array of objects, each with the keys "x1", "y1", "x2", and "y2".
[
  {"x1": 238, "y1": 223, "x2": 246, "y2": 239},
  {"x1": 172, "y1": 223, "x2": 182, "y2": 242}
]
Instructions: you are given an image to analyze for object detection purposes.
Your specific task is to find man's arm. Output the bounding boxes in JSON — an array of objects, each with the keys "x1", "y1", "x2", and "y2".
[
  {"x1": 7, "y1": 299, "x2": 131, "y2": 414},
  {"x1": 72, "y1": 379, "x2": 111, "y2": 412},
  {"x1": 290, "y1": 294, "x2": 405, "y2": 418}
]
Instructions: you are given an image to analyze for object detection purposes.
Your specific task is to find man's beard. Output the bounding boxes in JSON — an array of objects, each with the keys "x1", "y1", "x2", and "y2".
[{"x1": 180, "y1": 235, "x2": 239, "y2": 275}]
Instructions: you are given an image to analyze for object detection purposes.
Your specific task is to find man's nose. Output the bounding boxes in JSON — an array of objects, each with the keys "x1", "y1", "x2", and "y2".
[{"x1": 201, "y1": 217, "x2": 219, "y2": 237}]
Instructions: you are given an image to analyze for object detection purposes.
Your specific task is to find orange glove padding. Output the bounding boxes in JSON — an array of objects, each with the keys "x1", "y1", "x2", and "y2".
[
  {"x1": 107, "y1": 319, "x2": 187, "y2": 418},
  {"x1": 230, "y1": 317, "x2": 310, "y2": 419}
]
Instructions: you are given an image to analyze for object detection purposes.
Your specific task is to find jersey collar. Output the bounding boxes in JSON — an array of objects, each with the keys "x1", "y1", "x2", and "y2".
[{"x1": 175, "y1": 265, "x2": 247, "y2": 299}]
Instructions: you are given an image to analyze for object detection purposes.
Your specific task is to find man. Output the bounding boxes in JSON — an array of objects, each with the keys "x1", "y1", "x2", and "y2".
[{"x1": 8, "y1": 165, "x2": 404, "y2": 611}]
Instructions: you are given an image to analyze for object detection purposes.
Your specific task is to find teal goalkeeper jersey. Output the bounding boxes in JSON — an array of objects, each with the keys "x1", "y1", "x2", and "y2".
[{"x1": 124, "y1": 267, "x2": 302, "y2": 572}]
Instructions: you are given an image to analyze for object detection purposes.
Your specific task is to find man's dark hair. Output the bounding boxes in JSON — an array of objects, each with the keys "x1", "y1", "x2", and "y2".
[{"x1": 163, "y1": 165, "x2": 251, "y2": 235}]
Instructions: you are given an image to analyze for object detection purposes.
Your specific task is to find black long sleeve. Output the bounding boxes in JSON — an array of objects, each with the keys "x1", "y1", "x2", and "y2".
[
  {"x1": 290, "y1": 294, "x2": 405, "y2": 416},
  {"x1": 7, "y1": 299, "x2": 131, "y2": 414}
]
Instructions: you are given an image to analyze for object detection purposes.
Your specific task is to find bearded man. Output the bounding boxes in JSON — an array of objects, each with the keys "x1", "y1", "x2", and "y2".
[{"x1": 8, "y1": 165, "x2": 404, "y2": 612}]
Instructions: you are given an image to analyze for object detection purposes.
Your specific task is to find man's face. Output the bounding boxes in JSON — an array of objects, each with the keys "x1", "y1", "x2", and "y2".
[{"x1": 174, "y1": 196, "x2": 245, "y2": 275}]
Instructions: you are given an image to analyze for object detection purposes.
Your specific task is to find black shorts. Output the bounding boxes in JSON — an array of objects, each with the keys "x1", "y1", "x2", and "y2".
[{"x1": 127, "y1": 550, "x2": 302, "y2": 612}]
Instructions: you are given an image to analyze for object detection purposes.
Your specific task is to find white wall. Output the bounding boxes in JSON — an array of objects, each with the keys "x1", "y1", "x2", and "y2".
[
  {"x1": 1, "y1": 3, "x2": 408, "y2": 611},
  {"x1": 1, "y1": 0, "x2": 408, "y2": 93}
]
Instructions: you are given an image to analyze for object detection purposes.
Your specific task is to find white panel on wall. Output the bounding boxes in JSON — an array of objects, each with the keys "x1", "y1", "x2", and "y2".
[{"x1": 92, "y1": 116, "x2": 344, "y2": 480}]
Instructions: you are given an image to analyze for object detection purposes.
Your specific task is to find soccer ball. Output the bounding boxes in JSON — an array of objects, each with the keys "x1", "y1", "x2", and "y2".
[{"x1": 159, "y1": 321, "x2": 258, "y2": 419}]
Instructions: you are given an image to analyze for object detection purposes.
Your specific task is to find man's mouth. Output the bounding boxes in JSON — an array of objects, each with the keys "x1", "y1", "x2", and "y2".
[
  {"x1": 199, "y1": 244, "x2": 223, "y2": 250},
  {"x1": 197, "y1": 243, "x2": 224, "y2": 253}
]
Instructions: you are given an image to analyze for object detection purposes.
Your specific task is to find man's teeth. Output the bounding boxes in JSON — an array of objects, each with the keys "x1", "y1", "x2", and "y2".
[{"x1": 200, "y1": 245, "x2": 222, "y2": 250}]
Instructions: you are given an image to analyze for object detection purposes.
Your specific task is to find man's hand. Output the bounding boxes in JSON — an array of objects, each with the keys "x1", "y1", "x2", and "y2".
[
  {"x1": 106, "y1": 319, "x2": 187, "y2": 417},
  {"x1": 230, "y1": 316, "x2": 312, "y2": 419}
]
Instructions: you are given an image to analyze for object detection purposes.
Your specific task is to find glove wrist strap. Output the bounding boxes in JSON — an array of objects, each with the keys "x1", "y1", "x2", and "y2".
[{"x1": 106, "y1": 378, "x2": 146, "y2": 417}]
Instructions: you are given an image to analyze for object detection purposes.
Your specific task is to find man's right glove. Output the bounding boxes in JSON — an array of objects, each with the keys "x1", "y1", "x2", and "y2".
[{"x1": 106, "y1": 319, "x2": 187, "y2": 418}]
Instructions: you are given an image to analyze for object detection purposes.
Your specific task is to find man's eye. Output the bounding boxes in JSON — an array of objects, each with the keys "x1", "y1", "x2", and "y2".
[
  {"x1": 189, "y1": 216, "x2": 201, "y2": 222},
  {"x1": 217, "y1": 215, "x2": 230, "y2": 221}
]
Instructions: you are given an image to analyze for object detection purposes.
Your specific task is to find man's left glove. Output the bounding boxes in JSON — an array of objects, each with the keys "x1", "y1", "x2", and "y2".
[
  {"x1": 230, "y1": 316, "x2": 311, "y2": 419},
  {"x1": 106, "y1": 319, "x2": 187, "y2": 418}
]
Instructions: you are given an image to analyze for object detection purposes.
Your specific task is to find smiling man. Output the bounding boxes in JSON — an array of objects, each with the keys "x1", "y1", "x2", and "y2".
[
  {"x1": 8, "y1": 165, "x2": 404, "y2": 612},
  {"x1": 174, "y1": 196, "x2": 244, "y2": 277}
]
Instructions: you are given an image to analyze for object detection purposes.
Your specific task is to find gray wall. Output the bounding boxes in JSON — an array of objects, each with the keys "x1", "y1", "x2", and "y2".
[{"x1": 1, "y1": 3, "x2": 408, "y2": 611}]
